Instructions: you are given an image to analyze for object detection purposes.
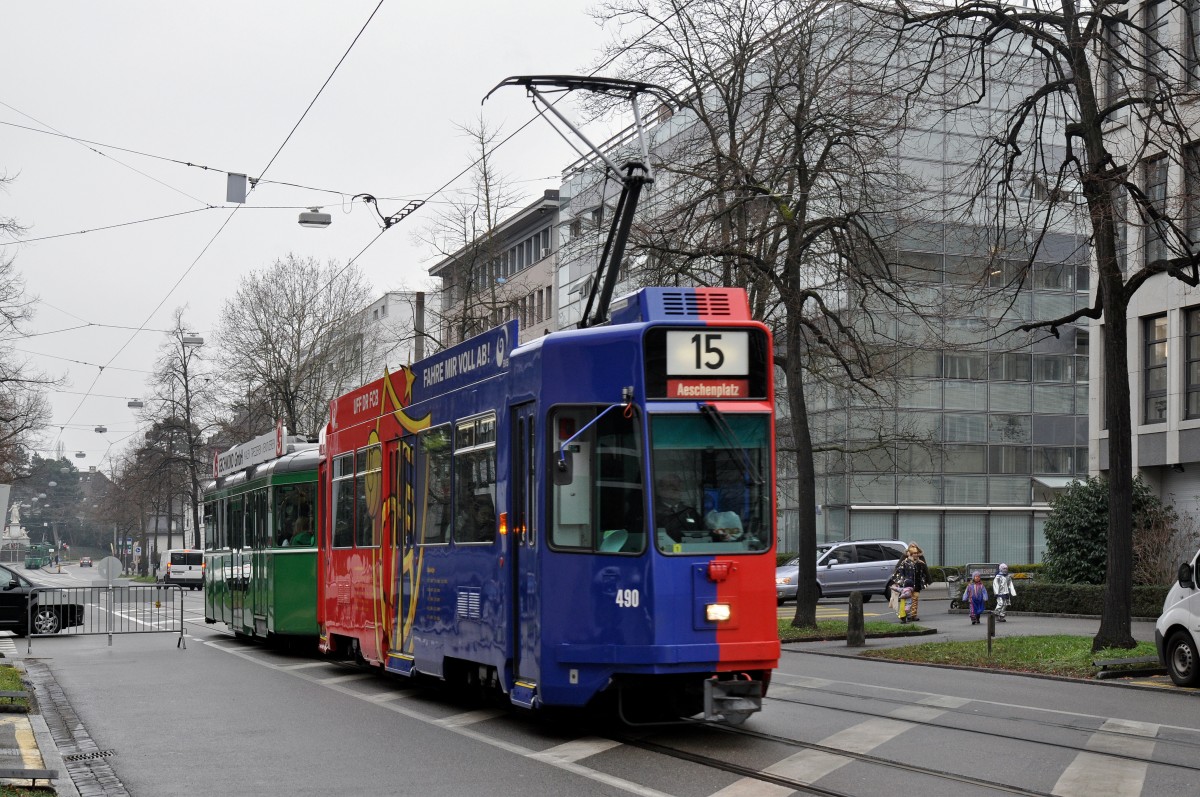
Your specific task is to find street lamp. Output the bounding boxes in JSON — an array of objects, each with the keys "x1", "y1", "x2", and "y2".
[
  {"x1": 298, "y1": 208, "x2": 331, "y2": 228},
  {"x1": 182, "y1": 334, "x2": 204, "y2": 347}
]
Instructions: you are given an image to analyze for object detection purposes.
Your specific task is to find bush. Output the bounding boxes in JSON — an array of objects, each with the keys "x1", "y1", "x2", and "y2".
[{"x1": 1042, "y1": 475, "x2": 1176, "y2": 585}]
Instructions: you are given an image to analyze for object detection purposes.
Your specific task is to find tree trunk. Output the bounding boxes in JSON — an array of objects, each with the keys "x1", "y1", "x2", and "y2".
[
  {"x1": 1091, "y1": 186, "x2": 1136, "y2": 650},
  {"x1": 785, "y1": 311, "x2": 819, "y2": 629}
]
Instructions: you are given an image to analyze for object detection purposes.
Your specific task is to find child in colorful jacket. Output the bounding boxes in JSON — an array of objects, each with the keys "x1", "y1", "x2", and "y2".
[{"x1": 963, "y1": 571, "x2": 988, "y2": 624}]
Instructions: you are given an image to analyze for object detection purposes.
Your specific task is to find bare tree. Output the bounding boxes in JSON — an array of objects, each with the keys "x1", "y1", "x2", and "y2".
[
  {"x1": 867, "y1": 0, "x2": 1200, "y2": 649},
  {"x1": 593, "y1": 0, "x2": 932, "y2": 627},
  {"x1": 0, "y1": 175, "x2": 54, "y2": 480},
  {"x1": 416, "y1": 117, "x2": 525, "y2": 348},
  {"x1": 214, "y1": 253, "x2": 375, "y2": 439},
  {"x1": 147, "y1": 308, "x2": 218, "y2": 549}
]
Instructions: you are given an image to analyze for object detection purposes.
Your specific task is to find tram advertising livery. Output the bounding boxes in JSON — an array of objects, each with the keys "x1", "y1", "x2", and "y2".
[{"x1": 319, "y1": 286, "x2": 779, "y2": 723}]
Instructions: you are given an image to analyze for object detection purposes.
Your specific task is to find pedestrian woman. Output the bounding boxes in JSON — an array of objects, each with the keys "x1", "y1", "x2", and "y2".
[{"x1": 891, "y1": 543, "x2": 930, "y2": 622}]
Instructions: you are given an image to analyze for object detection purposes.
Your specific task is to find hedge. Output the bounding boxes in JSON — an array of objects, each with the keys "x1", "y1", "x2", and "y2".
[{"x1": 998, "y1": 582, "x2": 1169, "y2": 617}]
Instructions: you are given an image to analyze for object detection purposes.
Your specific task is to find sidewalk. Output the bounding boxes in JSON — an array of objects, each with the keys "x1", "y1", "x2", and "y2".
[
  {"x1": 0, "y1": 651, "x2": 79, "y2": 797},
  {"x1": 786, "y1": 582, "x2": 1160, "y2": 656}
]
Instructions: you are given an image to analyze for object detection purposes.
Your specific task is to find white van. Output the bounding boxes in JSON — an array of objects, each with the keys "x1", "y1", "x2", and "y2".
[
  {"x1": 158, "y1": 549, "x2": 205, "y2": 590},
  {"x1": 1156, "y1": 549, "x2": 1200, "y2": 685}
]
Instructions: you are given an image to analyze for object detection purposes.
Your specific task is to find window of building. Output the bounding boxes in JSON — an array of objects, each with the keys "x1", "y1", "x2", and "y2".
[
  {"x1": 1190, "y1": 0, "x2": 1200, "y2": 88},
  {"x1": 944, "y1": 351, "x2": 987, "y2": 380},
  {"x1": 1187, "y1": 307, "x2": 1200, "y2": 419},
  {"x1": 989, "y1": 445, "x2": 1032, "y2": 474},
  {"x1": 1145, "y1": 0, "x2": 1170, "y2": 84},
  {"x1": 989, "y1": 352, "x2": 1031, "y2": 382},
  {"x1": 1145, "y1": 314, "x2": 1168, "y2": 423},
  {"x1": 1033, "y1": 354, "x2": 1073, "y2": 383},
  {"x1": 1144, "y1": 155, "x2": 1169, "y2": 265},
  {"x1": 1187, "y1": 143, "x2": 1200, "y2": 249}
]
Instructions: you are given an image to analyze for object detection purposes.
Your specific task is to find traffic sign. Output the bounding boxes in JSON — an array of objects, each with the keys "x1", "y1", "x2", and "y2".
[{"x1": 134, "y1": 545, "x2": 142, "y2": 555}]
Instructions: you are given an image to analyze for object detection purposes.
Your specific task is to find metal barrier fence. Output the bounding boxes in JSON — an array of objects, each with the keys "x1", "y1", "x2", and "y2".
[{"x1": 27, "y1": 584, "x2": 186, "y2": 653}]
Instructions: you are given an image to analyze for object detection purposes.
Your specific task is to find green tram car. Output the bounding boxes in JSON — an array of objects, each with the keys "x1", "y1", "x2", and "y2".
[
  {"x1": 203, "y1": 438, "x2": 319, "y2": 643},
  {"x1": 23, "y1": 542, "x2": 55, "y2": 570}
]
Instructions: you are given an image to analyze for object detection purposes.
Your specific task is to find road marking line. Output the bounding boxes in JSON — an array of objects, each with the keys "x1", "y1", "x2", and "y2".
[
  {"x1": 529, "y1": 737, "x2": 621, "y2": 764},
  {"x1": 316, "y1": 673, "x2": 374, "y2": 685},
  {"x1": 1052, "y1": 718, "x2": 1157, "y2": 796},
  {"x1": 437, "y1": 709, "x2": 505, "y2": 728},
  {"x1": 709, "y1": 779, "x2": 794, "y2": 797},
  {"x1": 761, "y1": 717, "x2": 910, "y2": 784}
]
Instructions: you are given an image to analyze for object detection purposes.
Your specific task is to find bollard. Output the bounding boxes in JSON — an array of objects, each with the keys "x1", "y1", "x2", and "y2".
[
  {"x1": 847, "y1": 591, "x2": 866, "y2": 647},
  {"x1": 986, "y1": 610, "x2": 995, "y2": 656}
]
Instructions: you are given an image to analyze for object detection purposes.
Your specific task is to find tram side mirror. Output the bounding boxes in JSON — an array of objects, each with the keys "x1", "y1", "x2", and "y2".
[
  {"x1": 1180, "y1": 562, "x2": 1195, "y2": 589},
  {"x1": 554, "y1": 447, "x2": 574, "y2": 486}
]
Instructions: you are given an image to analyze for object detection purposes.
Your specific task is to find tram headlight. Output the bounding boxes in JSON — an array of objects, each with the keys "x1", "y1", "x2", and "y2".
[{"x1": 706, "y1": 603, "x2": 731, "y2": 623}]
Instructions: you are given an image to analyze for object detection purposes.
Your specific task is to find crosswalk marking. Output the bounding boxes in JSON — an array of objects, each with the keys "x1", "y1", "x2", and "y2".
[
  {"x1": 745, "y1": 717, "x2": 911, "y2": 787},
  {"x1": 1052, "y1": 718, "x2": 1157, "y2": 796},
  {"x1": 529, "y1": 737, "x2": 622, "y2": 764},
  {"x1": 315, "y1": 673, "x2": 374, "y2": 685},
  {"x1": 436, "y1": 709, "x2": 505, "y2": 728},
  {"x1": 709, "y1": 779, "x2": 794, "y2": 797}
]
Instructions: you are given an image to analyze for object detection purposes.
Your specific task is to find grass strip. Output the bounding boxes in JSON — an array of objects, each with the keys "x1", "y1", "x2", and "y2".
[
  {"x1": 778, "y1": 619, "x2": 930, "y2": 642},
  {"x1": 860, "y1": 634, "x2": 1159, "y2": 678}
]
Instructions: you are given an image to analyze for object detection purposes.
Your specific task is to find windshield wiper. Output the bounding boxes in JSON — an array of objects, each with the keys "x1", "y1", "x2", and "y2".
[{"x1": 699, "y1": 404, "x2": 764, "y2": 485}]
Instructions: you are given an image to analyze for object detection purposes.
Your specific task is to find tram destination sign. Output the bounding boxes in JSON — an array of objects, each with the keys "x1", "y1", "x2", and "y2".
[
  {"x1": 644, "y1": 326, "x2": 768, "y2": 400},
  {"x1": 213, "y1": 424, "x2": 288, "y2": 478}
]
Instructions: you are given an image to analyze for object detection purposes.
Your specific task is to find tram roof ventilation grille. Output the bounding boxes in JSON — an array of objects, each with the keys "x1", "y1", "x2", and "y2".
[{"x1": 608, "y1": 287, "x2": 750, "y2": 325}]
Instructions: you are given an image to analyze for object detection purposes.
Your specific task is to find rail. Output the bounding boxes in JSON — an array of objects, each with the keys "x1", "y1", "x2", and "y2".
[{"x1": 27, "y1": 584, "x2": 186, "y2": 653}]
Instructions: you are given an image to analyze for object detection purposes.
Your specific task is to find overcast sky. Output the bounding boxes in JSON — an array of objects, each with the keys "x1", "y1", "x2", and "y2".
[{"x1": 1, "y1": 1, "x2": 617, "y2": 471}]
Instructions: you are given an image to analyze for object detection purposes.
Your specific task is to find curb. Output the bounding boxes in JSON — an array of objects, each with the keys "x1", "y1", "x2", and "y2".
[
  {"x1": 782, "y1": 628, "x2": 938, "y2": 644},
  {"x1": 28, "y1": 712, "x2": 79, "y2": 797}
]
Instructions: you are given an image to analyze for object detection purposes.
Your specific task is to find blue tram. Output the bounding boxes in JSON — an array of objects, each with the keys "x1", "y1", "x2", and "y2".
[{"x1": 318, "y1": 286, "x2": 779, "y2": 722}]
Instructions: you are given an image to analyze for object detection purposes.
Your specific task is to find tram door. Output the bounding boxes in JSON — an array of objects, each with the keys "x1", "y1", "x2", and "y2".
[
  {"x1": 391, "y1": 439, "x2": 410, "y2": 655},
  {"x1": 511, "y1": 403, "x2": 540, "y2": 686}
]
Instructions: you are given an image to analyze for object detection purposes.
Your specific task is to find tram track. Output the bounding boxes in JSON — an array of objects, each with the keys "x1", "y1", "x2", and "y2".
[
  {"x1": 613, "y1": 724, "x2": 1057, "y2": 797},
  {"x1": 765, "y1": 683, "x2": 1200, "y2": 771},
  {"x1": 197, "y1": 616, "x2": 1181, "y2": 795}
]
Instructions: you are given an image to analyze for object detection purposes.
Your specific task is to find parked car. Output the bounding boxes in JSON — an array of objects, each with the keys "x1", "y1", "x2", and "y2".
[
  {"x1": 78, "y1": 557, "x2": 93, "y2": 567},
  {"x1": 0, "y1": 563, "x2": 85, "y2": 635},
  {"x1": 775, "y1": 539, "x2": 909, "y2": 604}
]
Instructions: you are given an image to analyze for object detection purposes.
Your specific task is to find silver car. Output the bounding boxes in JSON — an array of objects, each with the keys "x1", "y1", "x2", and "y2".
[{"x1": 775, "y1": 540, "x2": 909, "y2": 604}]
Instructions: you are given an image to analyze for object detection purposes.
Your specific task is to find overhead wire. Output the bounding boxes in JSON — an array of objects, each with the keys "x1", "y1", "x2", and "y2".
[
  {"x1": 49, "y1": 0, "x2": 388, "y2": 455},
  {"x1": 35, "y1": 0, "x2": 685, "y2": 463}
]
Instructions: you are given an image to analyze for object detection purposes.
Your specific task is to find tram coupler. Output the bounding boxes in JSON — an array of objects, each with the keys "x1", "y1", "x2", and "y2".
[{"x1": 703, "y1": 677, "x2": 762, "y2": 726}]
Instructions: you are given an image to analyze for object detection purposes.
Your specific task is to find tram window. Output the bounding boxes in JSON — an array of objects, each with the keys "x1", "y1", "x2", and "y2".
[
  {"x1": 417, "y1": 426, "x2": 452, "y2": 545},
  {"x1": 332, "y1": 453, "x2": 355, "y2": 548},
  {"x1": 454, "y1": 414, "x2": 497, "y2": 544},
  {"x1": 356, "y1": 444, "x2": 381, "y2": 547},
  {"x1": 227, "y1": 496, "x2": 245, "y2": 550},
  {"x1": 649, "y1": 413, "x2": 771, "y2": 555},
  {"x1": 203, "y1": 502, "x2": 217, "y2": 550},
  {"x1": 549, "y1": 406, "x2": 645, "y2": 554},
  {"x1": 274, "y1": 483, "x2": 315, "y2": 547}
]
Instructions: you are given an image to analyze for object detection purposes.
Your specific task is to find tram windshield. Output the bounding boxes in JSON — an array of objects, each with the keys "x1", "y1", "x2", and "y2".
[{"x1": 650, "y1": 412, "x2": 771, "y2": 555}]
